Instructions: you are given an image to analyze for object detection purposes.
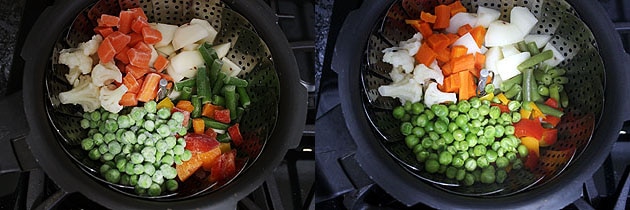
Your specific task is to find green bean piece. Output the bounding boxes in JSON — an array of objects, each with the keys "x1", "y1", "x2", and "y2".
[
  {"x1": 209, "y1": 59, "x2": 223, "y2": 85},
  {"x1": 179, "y1": 86, "x2": 193, "y2": 101},
  {"x1": 517, "y1": 41, "x2": 528, "y2": 52},
  {"x1": 174, "y1": 78, "x2": 196, "y2": 91},
  {"x1": 560, "y1": 90, "x2": 569, "y2": 108},
  {"x1": 236, "y1": 87, "x2": 251, "y2": 108},
  {"x1": 224, "y1": 76, "x2": 249, "y2": 87},
  {"x1": 212, "y1": 73, "x2": 227, "y2": 95},
  {"x1": 548, "y1": 68, "x2": 566, "y2": 78},
  {"x1": 198, "y1": 43, "x2": 219, "y2": 66},
  {"x1": 517, "y1": 50, "x2": 553, "y2": 71},
  {"x1": 526, "y1": 42, "x2": 540, "y2": 55},
  {"x1": 553, "y1": 76, "x2": 568, "y2": 85},
  {"x1": 425, "y1": 159, "x2": 440, "y2": 173},
  {"x1": 500, "y1": 75, "x2": 523, "y2": 92},
  {"x1": 504, "y1": 84, "x2": 522, "y2": 99},
  {"x1": 522, "y1": 68, "x2": 535, "y2": 102},
  {"x1": 191, "y1": 95, "x2": 202, "y2": 118},
  {"x1": 212, "y1": 95, "x2": 226, "y2": 107},
  {"x1": 537, "y1": 85, "x2": 549, "y2": 96},
  {"x1": 534, "y1": 102, "x2": 564, "y2": 117},
  {"x1": 223, "y1": 85, "x2": 238, "y2": 120}
]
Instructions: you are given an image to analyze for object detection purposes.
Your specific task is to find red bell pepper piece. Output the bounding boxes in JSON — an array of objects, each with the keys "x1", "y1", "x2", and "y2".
[
  {"x1": 514, "y1": 118, "x2": 544, "y2": 140},
  {"x1": 544, "y1": 98, "x2": 559, "y2": 109},
  {"x1": 228, "y1": 123, "x2": 243, "y2": 146},
  {"x1": 491, "y1": 103, "x2": 510, "y2": 113},
  {"x1": 210, "y1": 149, "x2": 236, "y2": 183},
  {"x1": 539, "y1": 128, "x2": 558, "y2": 147},
  {"x1": 524, "y1": 152, "x2": 539, "y2": 171},
  {"x1": 184, "y1": 133, "x2": 220, "y2": 153},
  {"x1": 213, "y1": 109, "x2": 231, "y2": 124},
  {"x1": 171, "y1": 107, "x2": 190, "y2": 127},
  {"x1": 542, "y1": 115, "x2": 561, "y2": 128}
]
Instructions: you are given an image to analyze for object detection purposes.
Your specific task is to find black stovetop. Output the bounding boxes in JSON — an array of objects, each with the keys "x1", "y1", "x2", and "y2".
[
  {"x1": 0, "y1": 0, "x2": 314, "y2": 209},
  {"x1": 315, "y1": 0, "x2": 630, "y2": 209}
]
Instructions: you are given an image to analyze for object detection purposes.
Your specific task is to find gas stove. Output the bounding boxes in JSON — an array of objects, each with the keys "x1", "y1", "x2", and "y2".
[
  {"x1": 0, "y1": 0, "x2": 314, "y2": 209},
  {"x1": 315, "y1": 0, "x2": 630, "y2": 209}
]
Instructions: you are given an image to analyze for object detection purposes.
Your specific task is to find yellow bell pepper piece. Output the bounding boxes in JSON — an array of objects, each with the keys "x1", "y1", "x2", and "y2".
[
  {"x1": 480, "y1": 92, "x2": 494, "y2": 101},
  {"x1": 219, "y1": 142, "x2": 232, "y2": 153},
  {"x1": 496, "y1": 93, "x2": 509, "y2": 105},
  {"x1": 529, "y1": 102, "x2": 546, "y2": 119},
  {"x1": 156, "y1": 97, "x2": 174, "y2": 110},
  {"x1": 520, "y1": 108, "x2": 532, "y2": 119},
  {"x1": 520, "y1": 137, "x2": 540, "y2": 157}
]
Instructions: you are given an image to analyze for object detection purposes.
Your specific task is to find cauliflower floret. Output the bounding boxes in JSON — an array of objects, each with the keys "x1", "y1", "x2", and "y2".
[
  {"x1": 78, "y1": 35, "x2": 103, "y2": 56},
  {"x1": 59, "y1": 49, "x2": 93, "y2": 85},
  {"x1": 389, "y1": 66, "x2": 409, "y2": 83},
  {"x1": 378, "y1": 78, "x2": 423, "y2": 104},
  {"x1": 99, "y1": 84, "x2": 128, "y2": 113},
  {"x1": 91, "y1": 62, "x2": 123, "y2": 87},
  {"x1": 413, "y1": 63, "x2": 444, "y2": 85},
  {"x1": 399, "y1": 32, "x2": 423, "y2": 56},
  {"x1": 59, "y1": 75, "x2": 101, "y2": 112},
  {"x1": 382, "y1": 47, "x2": 414, "y2": 74},
  {"x1": 424, "y1": 82, "x2": 457, "y2": 107}
]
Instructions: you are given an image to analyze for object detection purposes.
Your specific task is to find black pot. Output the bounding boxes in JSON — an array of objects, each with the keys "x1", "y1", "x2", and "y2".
[
  {"x1": 0, "y1": 0, "x2": 307, "y2": 208},
  {"x1": 334, "y1": 0, "x2": 630, "y2": 208}
]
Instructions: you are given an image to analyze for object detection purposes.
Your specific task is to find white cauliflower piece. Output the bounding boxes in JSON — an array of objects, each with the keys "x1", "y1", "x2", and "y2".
[
  {"x1": 78, "y1": 35, "x2": 103, "y2": 56},
  {"x1": 378, "y1": 78, "x2": 423, "y2": 104},
  {"x1": 399, "y1": 32, "x2": 423, "y2": 56},
  {"x1": 59, "y1": 75, "x2": 101, "y2": 112},
  {"x1": 99, "y1": 84, "x2": 128, "y2": 113},
  {"x1": 59, "y1": 49, "x2": 93, "y2": 85},
  {"x1": 382, "y1": 47, "x2": 414, "y2": 74},
  {"x1": 424, "y1": 82, "x2": 457, "y2": 107},
  {"x1": 91, "y1": 62, "x2": 123, "y2": 87},
  {"x1": 389, "y1": 66, "x2": 409, "y2": 83},
  {"x1": 413, "y1": 63, "x2": 444, "y2": 85}
]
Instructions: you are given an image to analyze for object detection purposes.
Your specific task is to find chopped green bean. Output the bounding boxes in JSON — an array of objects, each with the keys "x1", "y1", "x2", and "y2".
[{"x1": 517, "y1": 50, "x2": 554, "y2": 71}]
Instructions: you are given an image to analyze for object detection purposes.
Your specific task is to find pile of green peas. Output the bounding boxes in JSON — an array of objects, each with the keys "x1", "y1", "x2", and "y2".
[
  {"x1": 79, "y1": 101, "x2": 191, "y2": 196},
  {"x1": 393, "y1": 97, "x2": 530, "y2": 186}
]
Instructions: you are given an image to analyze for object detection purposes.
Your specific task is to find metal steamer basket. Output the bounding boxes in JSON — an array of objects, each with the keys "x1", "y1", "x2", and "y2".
[{"x1": 335, "y1": 0, "x2": 630, "y2": 208}]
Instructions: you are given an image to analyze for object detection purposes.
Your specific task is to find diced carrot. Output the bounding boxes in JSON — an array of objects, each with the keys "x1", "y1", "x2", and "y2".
[
  {"x1": 131, "y1": 16, "x2": 150, "y2": 34},
  {"x1": 118, "y1": 10, "x2": 134, "y2": 34},
  {"x1": 142, "y1": 27, "x2": 162, "y2": 45},
  {"x1": 94, "y1": 26, "x2": 114, "y2": 37},
  {"x1": 158, "y1": 72, "x2": 173, "y2": 82},
  {"x1": 129, "y1": 8, "x2": 148, "y2": 20},
  {"x1": 414, "y1": 44, "x2": 437, "y2": 67},
  {"x1": 448, "y1": 1, "x2": 467, "y2": 16},
  {"x1": 127, "y1": 48, "x2": 151, "y2": 68},
  {"x1": 457, "y1": 24, "x2": 473, "y2": 36},
  {"x1": 406, "y1": 20, "x2": 433, "y2": 38},
  {"x1": 119, "y1": 92, "x2": 138, "y2": 106},
  {"x1": 420, "y1": 11, "x2": 437, "y2": 23},
  {"x1": 427, "y1": 33, "x2": 450, "y2": 51},
  {"x1": 116, "y1": 61, "x2": 127, "y2": 74},
  {"x1": 100, "y1": 14, "x2": 120, "y2": 27},
  {"x1": 458, "y1": 71, "x2": 476, "y2": 100},
  {"x1": 133, "y1": 41, "x2": 152, "y2": 53},
  {"x1": 433, "y1": 5, "x2": 451, "y2": 29},
  {"x1": 474, "y1": 52, "x2": 486, "y2": 70},
  {"x1": 450, "y1": 45, "x2": 468, "y2": 59},
  {"x1": 122, "y1": 73, "x2": 141, "y2": 94},
  {"x1": 469, "y1": 68, "x2": 480, "y2": 78},
  {"x1": 193, "y1": 118, "x2": 205, "y2": 134},
  {"x1": 451, "y1": 53, "x2": 475, "y2": 73},
  {"x1": 446, "y1": 33, "x2": 460, "y2": 45},
  {"x1": 201, "y1": 103, "x2": 224, "y2": 119},
  {"x1": 470, "y1": 26, "x2": 487, "y2": 48},
  {"x1": 126, "y1": 64, "x2": 152, "y2": 79},
  {"x1": 97, "y1": 38, "x2": 116, "y2": 63},
  {"x1": 176, "y1": 153, "x2": 202, "y2": 181},
  {"x1": 115, "y1": 46, "x2": 131, "y2": 64},
  {"x1": 128, "y1": 32, "x2": 144, "y2": 47},
  {"x1": 436, "y1": 47, "x2": 450, "y2": 63},
  {"x1": 441, "y1": 61, "x2": 454, "y2": 76},
  {"x1": 176, "y1": 100, "x2": 195, "y2": 113},
  {"x1": 441, "y1": 74, "x2": 461, "y2": 93},
  {"x1": 154, "y1": 55, "x2": 169, "y2": 72},
  {"x1": 137, "y1": 73, "x2": 161, "y2": 102},
  {"x1": 106, "y1": 31, "x2": 131, "y2": 53}
]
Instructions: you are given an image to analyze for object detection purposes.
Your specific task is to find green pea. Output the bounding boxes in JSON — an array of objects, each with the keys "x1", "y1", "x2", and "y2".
[
  {"x1": 456, "y1": 169, "x2": 466, "y2": 181},
  {"x1": 413, "y1": 144, "x2": 424, "y2": 154},
  {"x1": 455, "y1": 115, "x2": 469, "y2": 129},
  {"x1": 500, "y1": 113, "x2": 512, "y2": 123},
  {"x1": 439, "y1": 151, "x2": 453, "y2": 165},
  {"x1": 506, "y1": 152, "x2": 517, "y2": 162},
  {"x1": 468, "y1": 108, "x2": 480, "y2": 119},
  {"x1": 105, "y1": 169, "x2": 121, "y2": 183},
  {"x1": 466, "y1": 134, "x2": 478, "y2": 148},
  {"x1": 442, "y1": 132, "x2": 454, "y2": 144},
  {"x1": 512, "y1": 112, "x2": 521, "y2": 123},
  {"x1": 464, "y1": 159, "x2": 477, "y2": 171},
  {"x1": 453, "y1": 130, "x2": 465, "y2": 141},
  {"x1": 411, "y1": 102, "x2": 425, "y2": 115},
  {"x1": 477, "y1": 136, "x2": 489, "y2": 146},
  {"x1": 425, "y1": 110, "x2": 435, "y2": 120},
  {"x1": 489, "y1": 106, "x2": 501, "y2": 119},
  {"x1": 452, "y1": 157, "x2": 465, "y2": 167},
  {"x1": 448, "y1": 122, "x2": 458, "y2": 132},
  {"x1": 431, "y1": 104, "x2": 449, "y2": 118},
  {"x1": 412, "y1": 127, "x2": 425, "y2": 137},
  {"x1": 496, "y1": 170, "x2": 508, "y2": 184},
  {"x1": 483, "y1": 126, "x2": 495, "y2": 139},
  {"x1": 495, "y1": 125, "x2": 505, "y2": 138},
  {"x1": 403, "y1": 101, "x2": 412, "y2": 112},
  {"x1": 463, "y1": 173, "x2": 475, "y2": 186},
  {"x1": 478, "y1": 105, "x2": 490, "y2": 116},
  {"x1": 425, "y1": 159, "x2": 440, "y2": 173},
  {"x1": 405, "y1": 135, "x2": 420, "y2": 148},
  {"x1": 421, "y1": 138, "x2": 433, "y2": 149},
  {"x1": 401, "y1": 114, "x2": 411, "y2": 122},
  {"x1": 457, "y1": 100, "x2": 471, "y2": 113},
  {"x1": 446, "y1": 145, "x2": 457, "y2": 155},
  {"x1": 429, "y1": 132, "x2": 440, "y2": 141},
  {"x1": 81, "y1": 138, "x2": 95, "y2": 151},
  {"x1": 505, "y1": 125, "x2": 515, "y2": 135},
  {"x1": 446, "y1": 166, "x2": 458, "y2": 179},
  {"x1": 393, "y1": 106, "x2": 405, "y2": 119},
  {"x1": 477, "y1": 156, "x2": 490, "y2": 168},
  {"x1": 480, "y1": 168, "x2": 496, "y2": 184},
  {"x1": 507, "y1": 100, "x2": 521, "y2": 111},
  {"x1": 434, "y1": 120, "x2": 448, "y2": 134},
  {"x1": 166, "y1": 179, "x2": 179, "y2": 192},
  {"x1": 517, "y1": 145, "x2": 529, "y2": 157},
  {"x1": 512, "y1": 159, "x2": 524, "y2": 170},
  {"x1": 416, "y1": 151, "x2": 430, "y2": 162},
  {"x1": 425, "y1": 121, "x2": 435, "y2": 132},
  {"x1": 471, "y1": 119, "x2": 482, "y2": 128},
  {"x1": 469, "y1": 97, "x2": 481, "y2": 108},
  {"x1": 486, "y1": 150, "x2": 498, "y2": 163},
  {"x1": 88, "y1": 148, "x2": 101, "y2": 160},
  {"x1": 400, "y1": 122, "x2": 413, "y2": 135},
  {"x1": 415, "y1": 114, "x2": 428, "y2": 127},
  {"x1": 448, "y1": 110, "x2": 459, "y2": 120},
  {"x1": 472, "y1": 145, "x2": 486, "y2": 157}
]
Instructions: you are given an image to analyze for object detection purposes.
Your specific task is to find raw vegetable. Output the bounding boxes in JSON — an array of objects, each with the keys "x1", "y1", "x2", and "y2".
[{"x1": 59, "y1": 75, "x2": 101, "y2": 112}]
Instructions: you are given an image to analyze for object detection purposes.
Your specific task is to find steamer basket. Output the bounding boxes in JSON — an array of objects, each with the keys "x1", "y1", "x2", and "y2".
[
  {"x1": 362, "y1": 0, "x2": 603, "y2": 196},
  {"x1": 46, "y1": 0, "x2": 279, "y2": 200}
]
